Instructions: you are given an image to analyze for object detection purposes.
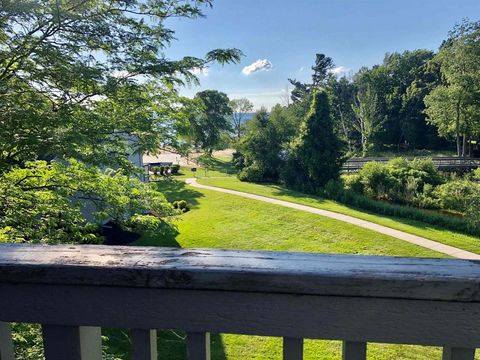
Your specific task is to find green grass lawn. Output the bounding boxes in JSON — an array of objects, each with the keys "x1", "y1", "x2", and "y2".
[
  {"x1": 197, "y1": 176, "x2": 480, "y2": 254},
  {"x1": 138, "y1": 180, "x2": 441, "y2": 257},
  {"x1": 112, "y1": 178, "x2": 468, "y2": 360}
]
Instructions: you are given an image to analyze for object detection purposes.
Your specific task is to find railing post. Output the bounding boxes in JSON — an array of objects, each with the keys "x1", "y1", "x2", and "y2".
[
  {"x1": 186, "y1": 332, "x2": 210, "y2": 360},
  {"x1": 442, "y1": 347, "x2": 475, "y2": 360},
  {"x1": 283, "y1": 337, "x2": 303, "y2": 360},
  {"x1": 342, "y1": 341, "x2": 367, "y2": 360},
  {"x1": 42, "y1": 325, "x2": 102, "y2": 360},
  {"x1": 0, "y1": 322, "x2": 14, "y2": 360},
  {"x1": 130, "y1": 329, "x2": 157, "y2": 360}
]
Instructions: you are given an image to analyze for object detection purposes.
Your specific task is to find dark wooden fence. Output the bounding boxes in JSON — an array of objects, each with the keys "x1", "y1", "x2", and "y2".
[
  {"x1": 1, "y1": 244, "x2": 480, "y2": 359},
  {"x1": 342, "y1": 157, "x2": 480, "y2": 172}
]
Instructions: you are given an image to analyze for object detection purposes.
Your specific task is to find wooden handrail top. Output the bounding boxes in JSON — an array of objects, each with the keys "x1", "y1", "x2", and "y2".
[{"x1": 1, "y1": 244, "x2": 480, "y2": 302}]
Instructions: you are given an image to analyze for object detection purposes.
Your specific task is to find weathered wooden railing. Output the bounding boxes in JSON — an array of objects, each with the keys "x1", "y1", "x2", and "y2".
[
  {"x1": 1, "y1": 244, "x2": 480, "y2": 359},
  {"x1": 342, "y1": 156, "x2": 480, "y2": 172}
]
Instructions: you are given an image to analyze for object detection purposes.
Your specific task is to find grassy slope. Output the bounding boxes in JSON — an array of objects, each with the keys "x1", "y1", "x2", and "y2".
[
  {"x1": 138, "y1": 181, "x2": 441, "y2": 257},
  {"x1": 126, "y1": 179, "x2": 454, "y2": 360},
  {"x1": 198, "y1": 177, "x2": 480, "y2": 254}
]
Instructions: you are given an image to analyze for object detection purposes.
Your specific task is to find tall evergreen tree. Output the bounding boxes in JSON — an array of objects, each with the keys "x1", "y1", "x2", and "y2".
[
  {"x1": 282, "y1": 90, "x2": 344, "y2": 192},
  {"x1": 312, "y1": 54, "x2": 335, "y2": 87},
  {"x1": 288, "y1": 53, "x2": 334, "y2": 103}
]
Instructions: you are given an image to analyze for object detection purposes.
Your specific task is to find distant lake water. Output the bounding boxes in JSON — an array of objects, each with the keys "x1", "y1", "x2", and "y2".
[{"x1": 233, "y1": 112, "x2": 256, "y2": 123}]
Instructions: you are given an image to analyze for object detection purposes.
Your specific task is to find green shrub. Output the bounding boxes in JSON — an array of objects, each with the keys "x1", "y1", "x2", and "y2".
[
  {"x1": 357, "y1": 161, "x2": 394, "y2": 199},
  {"x1": 323, "y1": 179, "x2": 345, "y2": 199},
  {"x1": 436, "y1": 180, "x2": 480, "y2": 212},
  {"x1": 177, "y1": 200, "x2": 187, "y2": 210},
  {"x1": 127, "y1": 214, "x2": 162, "y2": 231},
  {"x1": 472, "y1": 168, "x2": 480, "y2": 181},
  {"x1": 351, "y1": 158, "x2": 443, "y2": 209},
  {"x1": 412, "y1": 183, "x2": 441, "y2": 209},
  {"x1": 386, "y1": 158, "x2": 443, "y2": 202},
  {"x1": 232, "y1": 151, "x2": 245, "y2": 170},
  {"x1": 408, "y1": 158, "x2": 444, "y2": 185},
  {"x1": 325, "y1": 184, "x2": 478, "y2": 235},
  {"x1": 343, "y1": 174, "x2": 364, "y2": 193},
  {"x1": 326, "y1": 159, "x2": 480, "y2": 234},
  {"x1": 172, "y1": 200, "x2": 189, "y2": 213},
  {"x1": 466, "y1": 194, "x2": 480, "y2": 229},
  {"x1": 12, "y1": 323, "x2": 44, "y2": 359},
  {"x1": 170, "y1": 164, "x2": 180, "y2": 174},
  {"x1": 238, "y1": 163, "x2": 269, "y2": 182}
]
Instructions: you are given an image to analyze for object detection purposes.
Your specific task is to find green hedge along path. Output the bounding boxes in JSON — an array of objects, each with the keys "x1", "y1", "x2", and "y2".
[{"x1": 185, "y1": 178, "x2": 480, "y2": 260}]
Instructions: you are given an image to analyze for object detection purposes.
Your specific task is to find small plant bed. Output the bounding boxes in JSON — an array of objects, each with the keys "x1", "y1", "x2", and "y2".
[
  {"x1": 172, "y1": 200, "x2": 190, "y2": 213},
  {"x1": 148, "y1": 164, "x2": 181, "y2": 181}
]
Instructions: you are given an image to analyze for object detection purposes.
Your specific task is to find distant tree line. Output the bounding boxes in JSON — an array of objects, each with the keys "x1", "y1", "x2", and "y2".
[
  {"x1": 233, "y1": 19, "x2": 480, "y2": 193},
  {"x1": 316, "y1": 19, "x2": 480, "y2": 157}
]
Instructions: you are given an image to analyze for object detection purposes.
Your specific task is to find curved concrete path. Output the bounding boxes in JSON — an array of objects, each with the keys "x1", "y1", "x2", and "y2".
[{"x1": 186, "y1": 178, "x2": 480, "y2": 260}]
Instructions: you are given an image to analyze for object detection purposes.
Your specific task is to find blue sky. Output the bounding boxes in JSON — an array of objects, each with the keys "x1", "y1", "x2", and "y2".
[{"x1": 165, "y1": 0, "x2": 480, "y2": 110}]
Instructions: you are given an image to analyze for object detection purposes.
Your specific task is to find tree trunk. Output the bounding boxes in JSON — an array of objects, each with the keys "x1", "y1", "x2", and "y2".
[
  {"x1": 338, "y1": 108, "x2": 353, "y2": 153},
  {"x1": 455, "y1": 100, "x2": 461, "y2": 157}
]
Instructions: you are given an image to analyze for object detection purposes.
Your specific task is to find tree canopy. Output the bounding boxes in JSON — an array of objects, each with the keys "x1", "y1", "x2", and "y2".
[
  {"x1": 0, "y1": 0, "x2": 242, "y2": 243},
  {"x1": 424, "y1": 20, "x2": 480, "y2": 156},
  {"x1": 0, "y1": 0, "x2": 242, "y2": 169},
  {"x1": 230, "y1": 98, "x2": 254, "y2": 139},
  {"x1": 190, "y1": 90, "x2": 233, "y2": 154}
]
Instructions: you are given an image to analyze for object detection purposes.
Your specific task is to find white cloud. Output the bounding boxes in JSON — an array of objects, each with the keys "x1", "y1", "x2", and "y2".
[
  {"x1": 330, "y1": 66, "x2": 350, "y2": 76},
  {"x1": 190, "y1": 67, "x2": 209, "y2": 76},
  {"x1": 242, "y1": 59, "x2": 273, "y2": 75}
]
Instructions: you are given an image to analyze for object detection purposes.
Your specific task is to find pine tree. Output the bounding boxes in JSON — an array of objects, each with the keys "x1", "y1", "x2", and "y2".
[{"x1": 283, "y1": 90, "x2": 344, "y2": 192}]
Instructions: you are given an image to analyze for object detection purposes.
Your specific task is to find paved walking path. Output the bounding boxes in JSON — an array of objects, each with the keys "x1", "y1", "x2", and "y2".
[{"x1": 186, "y1": 178, "x2": 480, "y2": 260}]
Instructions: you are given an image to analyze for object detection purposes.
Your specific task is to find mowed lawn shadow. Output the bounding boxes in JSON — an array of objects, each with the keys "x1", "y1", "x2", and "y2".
[
  {"x1": 199, "y1": 156, "x2": 236, "y2": 175},
  {"x1": 153, "y1": 179, "x2": 204, "y2": 210},
  {"x1": 103, "y1": 329, "x2": 227, "y2": 360}
]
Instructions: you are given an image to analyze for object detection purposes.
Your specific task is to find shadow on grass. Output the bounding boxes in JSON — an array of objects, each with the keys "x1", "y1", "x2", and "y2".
[
  {"x1": 103, "y1": 329, "x2": 227, "y2": 359},
  {"x1": 132, "y1": 220, "x2": 181, "y2": 248},
  {"x1": 156, "y1": 331, "x2": 227, "y2": 360},
  {"x1": 153, "y1": 179, "x2": 204, "y2": 210},
  {"x1": 198, "y1": 156, "x2": 236, "y2": 175}
]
